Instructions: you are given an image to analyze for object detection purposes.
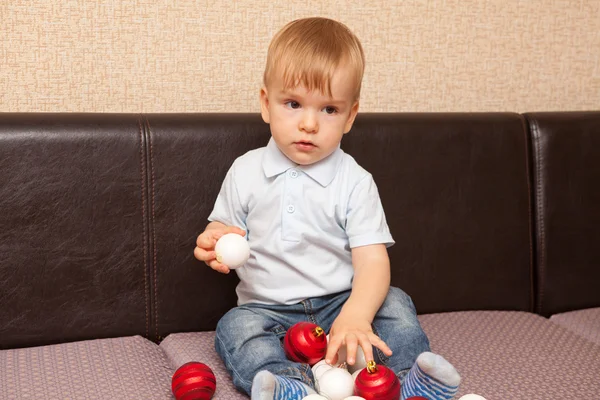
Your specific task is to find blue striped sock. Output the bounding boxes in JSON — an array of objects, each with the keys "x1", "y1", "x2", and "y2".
[
  {"x1": 251, "y1": 370, "x2": 316, "y2": 400},
  {"x1": 401, "y1": 352, "x2": 460, "y2": 400}
]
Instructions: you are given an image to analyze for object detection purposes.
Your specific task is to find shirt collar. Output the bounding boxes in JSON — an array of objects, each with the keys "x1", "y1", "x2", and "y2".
[{"x1": 262, "y1": 137, "x2": 342, "y2": 187}]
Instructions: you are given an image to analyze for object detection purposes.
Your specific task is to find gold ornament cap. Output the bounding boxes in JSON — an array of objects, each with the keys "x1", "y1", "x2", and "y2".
[{"x1": 366, "y1": 360, "x2": 378, "y2": 373}]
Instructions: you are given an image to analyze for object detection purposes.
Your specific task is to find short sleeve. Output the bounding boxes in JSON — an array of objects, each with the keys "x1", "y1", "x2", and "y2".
[
  {"x1": 346, "y1": 174, "x2": 395, "y2": 248},
  {"x1": 208, "y1": 161, "x2": 247, "y2": 230}
]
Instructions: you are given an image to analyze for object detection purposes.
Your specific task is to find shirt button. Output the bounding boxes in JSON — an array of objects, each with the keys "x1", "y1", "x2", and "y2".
[
  {"x1": 289, "y1": 170, "x2": 299, "y2": 178},
  {"x1": 286, "y1": 205, "x2": 295, "y2": 213}
]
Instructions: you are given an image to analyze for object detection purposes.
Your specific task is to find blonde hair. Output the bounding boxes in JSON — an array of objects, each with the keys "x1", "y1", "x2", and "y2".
[{"x1": 263, "y1": 17, "x2": 365, "y2": 99}]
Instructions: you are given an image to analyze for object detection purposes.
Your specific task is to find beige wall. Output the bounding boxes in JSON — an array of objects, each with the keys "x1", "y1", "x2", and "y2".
[{"x1": 1, "y1": 1, "x2": 599, "y2": 113}]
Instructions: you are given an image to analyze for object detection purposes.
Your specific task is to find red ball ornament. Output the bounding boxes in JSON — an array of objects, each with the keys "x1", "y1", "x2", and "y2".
[
  {"x1": 171, "y1": 361, "x2": 216, "y2": 400},
  {"x1": 283, "y1": 322, "x2": 327, "y2": 366},
  {"x1": 354, "y1": 360, "x2": 401, "y2": 400}
]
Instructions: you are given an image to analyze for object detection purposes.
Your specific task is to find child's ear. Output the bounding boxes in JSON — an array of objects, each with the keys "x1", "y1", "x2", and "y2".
[
  {"x1": 259, "y1": 87, "x2": 270, "y2": 124},
  {"x1": 343, "y1": 101, "x2": 360, "y2": 134}
]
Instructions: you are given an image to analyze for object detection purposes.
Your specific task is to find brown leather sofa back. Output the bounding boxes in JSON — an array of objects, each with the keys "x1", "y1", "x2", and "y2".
[
  {"x1": 0, "y1": 111, "x2": 596, "y2": 350},
  {"x1": 346, "y1": 113, "x2": 533, "y2": 314},
  {"x1": 145, "y1": 114, "x2": 268, "y2": 342},
  {"x1": 0, "y1": 114, "x2": 150, "y2": 349},
  {"x1": 145, "y1": 113, "x2": 534, "y2": 342},
  {"x1": 525, "y1": 112, "x2": 600, "y2": 317}
]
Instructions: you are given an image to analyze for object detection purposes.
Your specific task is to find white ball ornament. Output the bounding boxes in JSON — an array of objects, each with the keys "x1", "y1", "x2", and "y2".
[
  {"x1": 343, "y1": 397, "x2": 366, "y2": 400},
  {"x1": 458, "y1": 395, "x2": 487, "y2": 400},
  {"x1": 312, "y1": 359, "x2": 334, "y2": 392},
  {"x1": 312, "y1": 360, "x2": 334, "y2": 381},
  {"x1": 214, "y1": 233, "x2": 250, "y2": 269},
  {"x1": 318, "y1": 368, "x2": 355, "y2": 400},
  {"x1": 302, "y1": 395, "x2": 329, "y2": 400}
]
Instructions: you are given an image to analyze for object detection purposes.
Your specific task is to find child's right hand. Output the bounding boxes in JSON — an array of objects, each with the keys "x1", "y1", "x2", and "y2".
[{"x1": 194, "y1": 225, "x2": 246, "y2": 274}]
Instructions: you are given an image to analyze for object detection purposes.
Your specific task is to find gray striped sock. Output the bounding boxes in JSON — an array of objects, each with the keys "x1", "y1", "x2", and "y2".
[
  {"x1": 401, "y1": 352, "x2": 460, "y2": 400},
  {"x1": 251, "y1": 370, "x2": 316, "y2": 400}
]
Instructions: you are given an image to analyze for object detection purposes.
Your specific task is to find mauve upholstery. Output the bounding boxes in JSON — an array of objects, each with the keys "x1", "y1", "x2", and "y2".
[
  {"x1": 0, "y1": 336, "x2": 173, "y2": 399},
  {"x1": 1, "y1": 312, "x2": 599, "y2": 400},
  {"x1": 160, "y1": 311, "x2": 600, "y2": 399},
  {"x1": 550, "y1": 307, "x2": 600, "y2": 346},
  {"x1": 419, "y1": 311, "x2": 600, "y2": 399},
  {"x1": 160, "y1": 332, "x2": 247, "y2": 400}
]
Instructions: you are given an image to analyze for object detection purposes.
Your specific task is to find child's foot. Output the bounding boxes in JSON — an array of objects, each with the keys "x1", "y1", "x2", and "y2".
[
  {"x1": 401, "y1": 352, "x2": 460, "y2": 400},
  {"x1": 251, "y1": 370, "x2": 316, "y2": 400}
]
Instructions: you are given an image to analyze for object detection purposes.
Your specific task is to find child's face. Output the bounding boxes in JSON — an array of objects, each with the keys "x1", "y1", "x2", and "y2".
[{"x1": 260, "y1": 63, "x2": 360, "y2": 166}]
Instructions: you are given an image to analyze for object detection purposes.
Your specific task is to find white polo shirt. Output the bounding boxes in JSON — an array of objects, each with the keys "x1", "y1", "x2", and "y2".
[{"x1": 208, "y1": 138, "x2": 394, "y2": 305}]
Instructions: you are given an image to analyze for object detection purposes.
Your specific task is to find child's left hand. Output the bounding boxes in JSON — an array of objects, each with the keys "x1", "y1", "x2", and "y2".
[{"x1": 325, "y1": 311, "x2": 392, "y2": 366}]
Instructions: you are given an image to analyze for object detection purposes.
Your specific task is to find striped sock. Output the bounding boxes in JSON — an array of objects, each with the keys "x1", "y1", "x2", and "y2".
[
  {"x1": 401, "y1": 352, "x2": 460, "y2": 400},
  {"x1": 251, "y1": 370, "x2": 316, "y2": 400}
]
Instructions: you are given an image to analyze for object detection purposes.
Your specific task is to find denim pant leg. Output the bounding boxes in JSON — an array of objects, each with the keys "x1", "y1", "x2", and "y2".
[
  {"x1": 371, "y1": 286, "x2": 430, "y2": 380},
  {"x1": 214, "y1": 304, "x2": 315, "y2": 395}
]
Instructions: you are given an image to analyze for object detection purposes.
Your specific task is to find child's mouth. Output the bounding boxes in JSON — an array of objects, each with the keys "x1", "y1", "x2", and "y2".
[{"x1": 295, "y1": 141, "x2": 316, "y2": 151}]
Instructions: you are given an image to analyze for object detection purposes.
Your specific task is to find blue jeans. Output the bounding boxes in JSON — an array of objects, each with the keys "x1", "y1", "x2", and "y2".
[{"x1": 215, "y1": 286, "x2": 430, "y2": 395}]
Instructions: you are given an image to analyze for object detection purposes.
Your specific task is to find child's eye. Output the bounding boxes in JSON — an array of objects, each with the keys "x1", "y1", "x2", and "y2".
[
  {"x1": 323, "y1": 106, "x2": 338, "y2": 114},
  {"x1": 285, "y1": 101, "x2": 301, "y2": 109}
]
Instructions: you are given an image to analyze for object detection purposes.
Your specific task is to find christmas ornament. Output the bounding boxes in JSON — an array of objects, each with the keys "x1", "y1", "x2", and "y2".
[
  {"x1": 284, "y1": 322, "x2": 327, "y2": 366},
  {"x1": 214, "y1": 233, "x2": 250, "y2": 269},
  {"x1": 312, "y1": 360, "x2": 334, "y2": 382},
  {"x1": 458, "y1": 395, "x2": 487, "y2": 400},
  {"x1": 354, "y1": 361, "x2": 400, "y2": 400},
  {"x1": 318, "y1": 368, "x2": 355, "y2": 400},
  {"x1": 171, "y1": 361, "x2": 216, "y2": 400},
  {"x1": 302, "y1": 394, "x2": 329, "y2": 400}
]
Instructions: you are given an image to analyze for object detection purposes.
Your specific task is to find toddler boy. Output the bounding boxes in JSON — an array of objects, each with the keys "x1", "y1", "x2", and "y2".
[{"x1": 194, "y1": 17, "x2": 461, "y2": 400}]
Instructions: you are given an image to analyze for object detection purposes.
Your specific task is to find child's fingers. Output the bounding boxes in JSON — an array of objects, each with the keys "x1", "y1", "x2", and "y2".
[
  {"x1": 195, "y1": 226, "x2": 245, "y2": 273},
  {"x1": 207, "y1": 259, "x2": 231, "y2": 274},
  {"x1": 369, "y1": 332, "x2": 393, "y2": 356},
  {"x1": 330, "y1": 353, "x2": 339, "y2": 365},
  {"x1": 223, "y1": 226, "x2": 246, "y2": 237},
  {"x1": 196, "y1": 232, "x2": 217, "y2": 249},
  {"x1": 325, "y1": 335, "x2": 343, "y2": 365},
  {"x1": 205, "y1": 226, "x2": 246, "y2": 244},
  {"x1": 358, "y1": 335, "x2": 375, "y2": 364},
  {"x1": 194, "y1": 246, "x2": 215, "y2": 262},
  {"x1": 345, "y1": 334, "x2": 360, "y2": 365}
]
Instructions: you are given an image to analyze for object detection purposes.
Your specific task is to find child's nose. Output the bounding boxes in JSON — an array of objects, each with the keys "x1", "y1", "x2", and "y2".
[{"x1": 299, "y1": 111, "x2": 318, "y2": 133}]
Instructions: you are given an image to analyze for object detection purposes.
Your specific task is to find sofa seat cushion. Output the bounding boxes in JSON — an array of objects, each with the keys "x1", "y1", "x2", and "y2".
[
  {"x1": 549, "y1": 307, "x2": 600, "y2": 345},
  {"x1": 419, "y1": 310, "x2": 600, "y2": 399},
  {"x1": 0, "y1": 335, "x2": 173, "y2": 400},
  {"x1": 160, "y1": 331, "x2": 247, "y2": 400},
  {"x1": 161, "y1": 311, "x2": 600, "y2": 399}
]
